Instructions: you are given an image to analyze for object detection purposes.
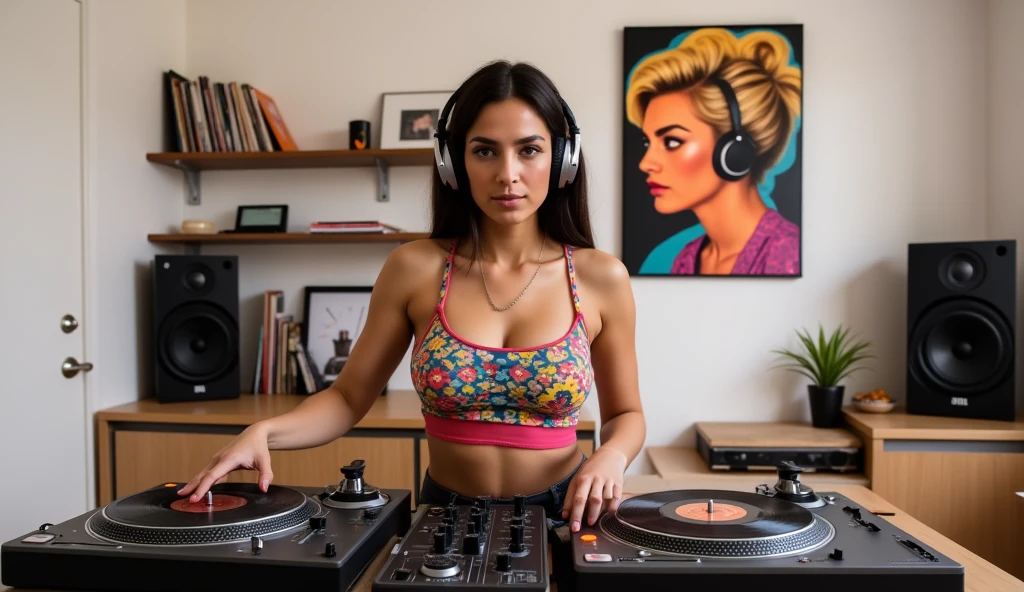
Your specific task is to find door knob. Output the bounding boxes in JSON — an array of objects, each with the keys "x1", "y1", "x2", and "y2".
[
  {"x1": 62, "y1": 357, "x2": 93, "y2": 378},
  {"x1": 60, "y1": 314, "x2": 79, "y2": 333}
]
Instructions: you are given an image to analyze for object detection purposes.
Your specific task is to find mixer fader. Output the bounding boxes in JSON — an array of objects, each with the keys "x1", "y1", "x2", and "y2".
[{"x1": 373, "y1": 494, "x2": 549, "y2": 592}]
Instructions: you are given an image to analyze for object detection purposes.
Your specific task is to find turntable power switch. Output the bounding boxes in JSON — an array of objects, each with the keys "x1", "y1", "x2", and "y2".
[
  {"x1": 828, "y1": 548, "x2": 844, "y2": 561},
  {"x1": 324, "y1": 542, "x2": 336, "y2": 558}
]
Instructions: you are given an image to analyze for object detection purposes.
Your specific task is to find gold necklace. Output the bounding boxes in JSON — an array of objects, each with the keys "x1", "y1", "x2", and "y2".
[{"x1": 480, "y1": 237, "x2": 547, "y2": 312}]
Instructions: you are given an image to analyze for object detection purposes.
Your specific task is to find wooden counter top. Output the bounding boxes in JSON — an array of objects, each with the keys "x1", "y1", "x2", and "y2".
[
  {"x1": 842, "y1": 405, "x2": 1024, "y2": 441},
  {"x1": 95, "y1": 389, "x2": 597, "y2": 431}
]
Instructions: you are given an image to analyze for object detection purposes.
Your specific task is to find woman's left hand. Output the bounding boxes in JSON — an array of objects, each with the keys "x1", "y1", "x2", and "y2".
[{"x1": 562, "y1": 446, "x2": 628, "y2": 532}]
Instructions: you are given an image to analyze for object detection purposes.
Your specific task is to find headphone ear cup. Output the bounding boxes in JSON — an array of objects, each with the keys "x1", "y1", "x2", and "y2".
[
  {"x1": 712, "y1": 131, "x2": 756, "y2": 181},
  {"x1": 436, "y1": 141, "x2": 459, "y2": 189},
  {"x1": 549, "y1": 136, "x2": 567, "y2": 191}
]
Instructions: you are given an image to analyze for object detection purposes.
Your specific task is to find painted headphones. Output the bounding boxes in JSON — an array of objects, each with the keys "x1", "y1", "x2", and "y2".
[
  {"x1": 710, "y1": 77, "x2": 757, "y2": 182},
  {"x1": 433, "y1": 90, "x2": 582, "y2": 193}
]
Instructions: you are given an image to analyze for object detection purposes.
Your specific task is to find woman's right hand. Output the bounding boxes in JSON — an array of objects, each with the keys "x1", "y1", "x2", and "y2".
[{"x1": 176, "y1": 423, "x2": 274, "y2": 502}]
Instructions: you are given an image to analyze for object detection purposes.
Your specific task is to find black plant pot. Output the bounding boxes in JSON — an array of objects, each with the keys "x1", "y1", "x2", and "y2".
[{"x1": 808, "y1": 385, "x2": 845, "y2": 428}]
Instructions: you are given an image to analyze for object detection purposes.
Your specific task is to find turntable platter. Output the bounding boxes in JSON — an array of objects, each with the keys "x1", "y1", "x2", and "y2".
[
  {"x1": 600, "y1": 489, "x2": 835, "y2": 558},
  {"x1": 87, "y1": 483, "x2": 320, "y2": 546}
]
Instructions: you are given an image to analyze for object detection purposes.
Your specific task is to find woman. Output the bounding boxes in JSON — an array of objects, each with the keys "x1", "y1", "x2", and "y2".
[
  {"x1": 178, "y1": 60, "x2": 646, "y2": 533},
  {"x1": 626, "y1": 28, "x2": 802, "y2": 276}
]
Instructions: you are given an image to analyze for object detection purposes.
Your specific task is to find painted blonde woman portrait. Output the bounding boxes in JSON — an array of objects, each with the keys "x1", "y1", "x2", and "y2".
[{"x1": 622, "y1": 26, "x2": 803, "y2": 276}]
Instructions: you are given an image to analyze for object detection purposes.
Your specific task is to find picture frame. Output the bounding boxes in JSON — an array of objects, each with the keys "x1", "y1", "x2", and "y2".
[
  {"x1": 301, "y1": 286, "x2": 386, "y2": 392},
  {"x1": 379, "y1": 91, "x2": 453, "y2": 149},
  {"x1": 621, "y1": 24, "x2": 803, "y2": 278}
]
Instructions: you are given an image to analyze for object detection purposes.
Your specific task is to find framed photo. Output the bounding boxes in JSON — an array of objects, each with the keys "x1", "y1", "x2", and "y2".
[
  {"x1": 301, "y1": 286, "x2": 377, "y2": 387},
  {"x1": 379, "y1": 91, "x2": 453, "y2": 149},
  {"x1": 622, "y1": 24, "x2": 803, "y2": 278}
]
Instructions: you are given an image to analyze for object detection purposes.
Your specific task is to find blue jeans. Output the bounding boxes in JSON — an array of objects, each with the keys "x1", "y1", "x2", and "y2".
[{"x1": 419, "y1": 451, "x2": 587, "y2": 531}]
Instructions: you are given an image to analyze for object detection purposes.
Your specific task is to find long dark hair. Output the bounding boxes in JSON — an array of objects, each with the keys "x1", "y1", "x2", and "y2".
[{"x1": 428, "y1": 60, "x2": 595, "y2": 255}]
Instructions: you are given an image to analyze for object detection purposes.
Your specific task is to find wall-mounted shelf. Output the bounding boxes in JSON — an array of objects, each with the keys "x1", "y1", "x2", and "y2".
[
  {"x1": 146, "y1": 148, "x2": 435, "y2": 205},
  {"x1": 149, "y1": 231, "x2": 430, "y2": 253}
]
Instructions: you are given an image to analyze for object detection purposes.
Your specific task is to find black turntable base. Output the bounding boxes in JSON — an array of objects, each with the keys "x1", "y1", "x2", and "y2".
[
  {"x1": 1, "y1": 460, "x2": 412, "y2": 591},
  {"x1": 567, "y1": 463, "x2": 965, "y2": 592}
]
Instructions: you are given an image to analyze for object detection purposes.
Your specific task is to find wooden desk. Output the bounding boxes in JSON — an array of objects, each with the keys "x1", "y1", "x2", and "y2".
[
  {"x1": 94, "y1": 390, "x2": 596, "y2": 507},
  {"x1": 5, "y1": 480, "x2": 1020, "y2": 592},
  {"x1": 842, "y1": 405, "x2": 1024, "y2": 580}
]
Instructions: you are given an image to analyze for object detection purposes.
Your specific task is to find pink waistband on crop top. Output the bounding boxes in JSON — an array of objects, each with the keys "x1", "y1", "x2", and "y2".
[{"x1": 409, "y1": 240, "x2": 594, "y2": 450}]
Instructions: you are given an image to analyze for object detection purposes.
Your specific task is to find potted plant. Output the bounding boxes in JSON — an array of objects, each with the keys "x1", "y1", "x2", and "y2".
[{"x1": 772, "y1": 324, "x2": 874, "y2": 428}]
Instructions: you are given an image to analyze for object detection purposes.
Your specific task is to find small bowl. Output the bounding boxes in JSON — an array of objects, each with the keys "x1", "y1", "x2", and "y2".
[{"x1": 852, "y1": 399, "x2": 895, "y2": 413}]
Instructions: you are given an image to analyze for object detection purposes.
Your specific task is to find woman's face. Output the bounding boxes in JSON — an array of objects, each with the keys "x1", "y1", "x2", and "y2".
[
  {"x1": 638, "y1": 91, "x2": 724, "y2": 214},
  {"x1": 463, "y1": 98, "x2": 553, "y2": 227}
]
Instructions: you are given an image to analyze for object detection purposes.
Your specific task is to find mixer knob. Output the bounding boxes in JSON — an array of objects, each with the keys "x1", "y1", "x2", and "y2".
[
  {"x1": 250, "y1": 536, "x2": 263, "y2": 555},
  {"x1": 496, "y1": 551, "x2": 512, "y2": 572},
  {"x1": 445, "y1": 505, "x2": 458, "y2": 521},
  {"x1": 324, "y1": 542, "x2": 336, "y2": 558},
  {"x1": 445, "y1": 523, "x2": 454, "y2": 547},
  {"x1": 510, "y1": 516, "x2": 524, "y2": 528},
  {"x1": 467, "y1": 522, "x2": 478, "y2": 535},
  {"x1": 433, "y1": 530, "x2": 448, "y2": 554},
  {"x1": 309, "y1": 516, "x2": 327, "y2": 530},
  {"x1": 462, "y1": 533, "x2": 481, "y2": 555},
  {"x1": 362, "y1": 508, "x2": 380, "y2": 520},
  {"x1": 471, "y1": 511, "x2": 485, "y2": 532},
  {"x1": 513, "y1": 494, "x2": 526, "y2": 518},
  {"x1": 509, "y1": 523, "x2": 525, "y2": 553}
]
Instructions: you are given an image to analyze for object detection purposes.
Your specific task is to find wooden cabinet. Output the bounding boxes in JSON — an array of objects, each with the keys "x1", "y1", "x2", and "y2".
[
  {"x1": 842, "y1": 406, "x2": 1024, "y2": 581},
  {"x1": 95, "y1": 390, "x2": 597, "y2": 508}
]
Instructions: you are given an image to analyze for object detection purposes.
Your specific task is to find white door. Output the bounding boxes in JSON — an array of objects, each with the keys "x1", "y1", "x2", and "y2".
[{"x1": 0, "y1": 0, "x2": 89, "y2": 566}]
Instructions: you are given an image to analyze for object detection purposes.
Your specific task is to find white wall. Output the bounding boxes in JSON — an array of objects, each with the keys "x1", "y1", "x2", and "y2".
[
  {"x1": 84, "y1": 0, "x2": 186, "y2": 500},
  {"x1": 987, "y1": 0, "x2": 1024, "y2": 413},
  {"x1": 168, "y1": 0, "x2": 995, "y2": 474}
]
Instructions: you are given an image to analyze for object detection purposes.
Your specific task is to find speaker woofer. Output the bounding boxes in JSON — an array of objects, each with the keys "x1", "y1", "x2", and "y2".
[
  {"x1": 157, "y1": 302, "x2": 238, "y2": 383},
  {"x1": 909, "y1": 299, "x2": 1013, "y2": 395}
]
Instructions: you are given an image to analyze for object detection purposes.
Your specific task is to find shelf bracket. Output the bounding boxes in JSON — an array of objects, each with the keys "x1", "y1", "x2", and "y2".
[
  {"x1": 174, "y1": 159, "x2": 201, "y2": 205},
  {"x1": 374, "y1": 158, "x2": 389, "y2": 203}
]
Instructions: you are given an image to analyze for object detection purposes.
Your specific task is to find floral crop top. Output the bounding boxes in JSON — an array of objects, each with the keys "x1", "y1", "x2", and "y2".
[{"x1": 409, "y1": 241, "x2": 593, "y2": 449}]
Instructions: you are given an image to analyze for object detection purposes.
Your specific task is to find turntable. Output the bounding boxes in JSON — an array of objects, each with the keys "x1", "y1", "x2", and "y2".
[
  {"x1": 569, "y1": 461, "x2": 964, "y2": 592},
  {"x1": 1, "y1": 459, "x2": 412, "y2": 591}
]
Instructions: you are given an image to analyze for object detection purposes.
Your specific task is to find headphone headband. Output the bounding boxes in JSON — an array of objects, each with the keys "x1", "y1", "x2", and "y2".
[{"x1": 710, "y1": 77, "x2": 742, "y2": 132}]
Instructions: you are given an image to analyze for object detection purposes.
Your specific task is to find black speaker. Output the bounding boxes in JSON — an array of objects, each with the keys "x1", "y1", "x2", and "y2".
[
  {"x1": 907, "y1": 240, "x2": 1017, "y2": 421},
  {"x1": 153, "y1": 254, "x2": 240, "y2": 402}
]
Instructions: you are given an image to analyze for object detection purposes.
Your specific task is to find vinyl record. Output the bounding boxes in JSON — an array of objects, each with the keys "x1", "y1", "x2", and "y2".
[
  {"x1": 88, "y1": 483, "x2": 320, "y2": 545},
  {"x1": 614, "y1": 489, "x2": 813, "y2": 539},
  {"x1": 599, "y1": 490, "x2": 834, "y2": 558},
  {"x1": 104, "y1": 483, "x2": 307, "y2": 528}
]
